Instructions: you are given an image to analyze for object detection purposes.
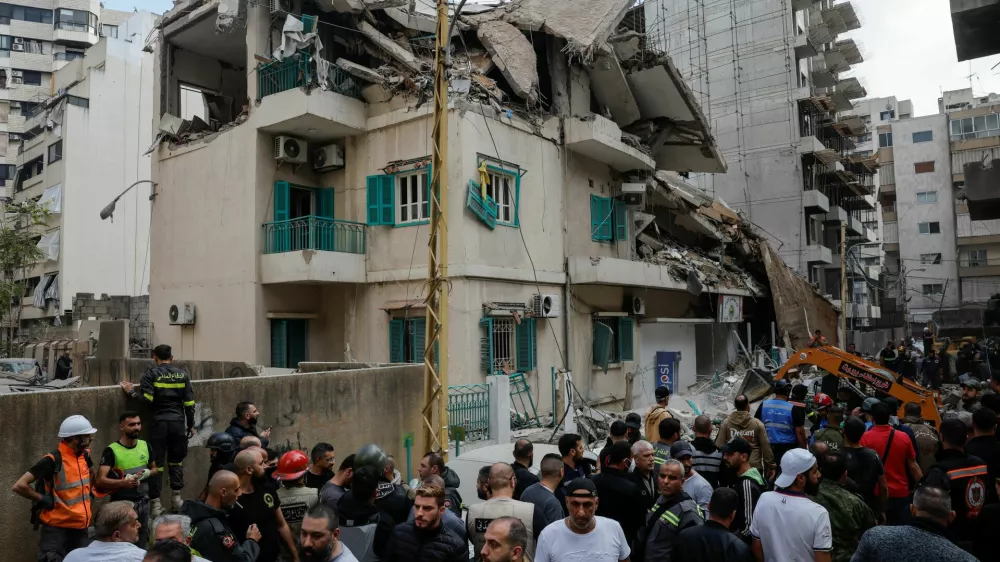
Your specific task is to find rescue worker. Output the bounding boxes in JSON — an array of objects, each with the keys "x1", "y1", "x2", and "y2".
[
  {"x1": 879, "y1": 340, "x2": 898, "y2": 371},
  {"x1": 925, "y1": 418, "x2": 989, "y2": 553},
  {"x1": 272, "y1": 450, "x2": 318, "y2": 561},
  {"x1": 812, "y1": 405, "x2": 845, "y2": 452},
  {"x1": 355, "y1": 444, "x2": 410, "y2": 525},
  {"x1": 652, "y1": 418, "x2": 682, "y2": 473},
  {"x1": 95, "y1": 411, "x2": 158, "y2": 548},
  {"x1": 808, "y1": 451, "x2": 876, "y2": 562},
  {"x1": 809, "y1": 329, "x2": 828, "y2": 348},
  {"x1": 121, "y1": 344, "x2": 195, "y2": 518},
  {"x1": 634, "y1": 459, "x2": 703, "y2": 562},
  {"x1": 416, "y1": 452, "x2": 462, "y2": 516},
  {"x1": 336, "y1": 465, "x2": 396, "y2": 561},
  {"x1": 181, "y1": 470, "x2": 261, "y2": 562},
  {"x1": 808, "y1": 393, "x2": 834, "y2": 441},
  {"x1": 921, "y1": 348, "x2": 943, "y2": 390},
  {"x1": 644, "y1": 386, "x2": 672, "y2": 445},
  {"x1": 12, "y1": 415, "x2": 102, "y2": 562},
  {"x1": 206, "y1": 432, "x2": 239, "y2": 481},
  {"x1": 755, "y1": 379, "x2": 807, "y2": 466},
  {"x1": 466, "y1": 463, "x2": 535, "y2": 561}
]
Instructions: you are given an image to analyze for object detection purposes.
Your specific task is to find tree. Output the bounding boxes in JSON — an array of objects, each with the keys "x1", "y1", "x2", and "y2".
[{"x1": 0, "y1": 200, "x2": 49, "y2": 356}]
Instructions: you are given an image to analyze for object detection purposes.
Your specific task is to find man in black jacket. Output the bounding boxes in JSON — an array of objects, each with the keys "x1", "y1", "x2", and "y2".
[
  {"x1": 383, "y1": 483, "x2": 467, "y2": 562},
  {"x1": 590, "y1": 441, "x2": 646, "y2": 545},
  {"x1": 721, "y1": 437, "x2": 765, "y2": 544},
  {"x1": 180, "y1": 470, "x2": 260, "y2": 562},
  {"x1": 336, "y1": 465, "x2": 395, "y2": 560},
  {"x1": 416, "y1": 452, "x2": 462, "y2": 516},
  {"x1": 226, "y1": 402, "x2": 271, "y2": 449},
  {"x1": 675, "y1": 488, "x2": 753, "y2": 562},
  {"x1": 926, "y1": 418, "x2": 989, "y2": 552},
  {"x1": 512, "y1": 439, "x2": 538, "y2": 500},
  {"x1": 630, "y1": 440, "x2": 658, "y2": 509}
]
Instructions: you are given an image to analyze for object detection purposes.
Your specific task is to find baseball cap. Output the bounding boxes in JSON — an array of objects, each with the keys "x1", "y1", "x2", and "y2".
[
  {"x1": 774, "y1": 449, "x2": 817, "y2": 489},
  {"x1": 774, "y1": 379, "x2": 791, "y2": 394},
  {"x1": 625, "y1": 413, "x2": 642, "y2": 429},
  {"x1": 721, "y1": 437, "x2": 752, "y2": 456},
  {"x1": 565, "y1": 478, "x2": 598, "y2": 498},
  {"x1": 669, "y1": 440, "x2": 693, "y2": 459},
  {"x1": 961, "y1": 380, "x2": 984, "y2": 391},
  {"x1": 609, "y1": 420, "x2": 627, "y2": 437},
  {"x1": 655, "y1": 386, "x2": 671, "y2": 400},
  {"x1": 607, "y1": 441, "x2": 632, "y2": 465}
]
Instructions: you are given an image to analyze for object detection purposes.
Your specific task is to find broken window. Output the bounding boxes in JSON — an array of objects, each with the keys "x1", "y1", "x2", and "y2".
[
  {"x1": 486, "y1": 168, "x2": 518, "y2": 226},
  {"x1": 920, "y1": 253, "x2": 942, "y2": 265},
  {"x1": 396, "y1": 170, "x2": 429, "y2": 225},
  {"x1": 592, "y1": 317, "x2": 634, "y2": 367},
  {"x1": 179, "y1": 83, "x2": 209, "y2": 123}
]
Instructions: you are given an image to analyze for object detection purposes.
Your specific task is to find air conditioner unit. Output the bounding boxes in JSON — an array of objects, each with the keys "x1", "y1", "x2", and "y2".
[
  {"x1": 626, "y1": 295, "x2": 645, "y2": 316},
  {"x1": 12, "y1": 70, "x2": 22, "y2": 77},
  {"x1": 313, "y1": 144, "x2": 344, "y2": 172},
  {"x1": 532, "y1": 294, "x2": 561, "y2": 319},
  {"x1": 11, "y1": 77, "x2": 22, "y2": 85},
  {"x1": 620, "y1": 182, "x2": 645, "y2": 206},
  {"x1": 11, "y1": 43, "x2": 23, "y2": 52},
  {"x1": 12, "y1": 37, "x2": 23, "y2": 44},
  {"x1": 168, "y1": 303, "x2": 196, "y2": 325},
  {"x1": 273, "y1": 135, "x2": 307, "y2": 164}
]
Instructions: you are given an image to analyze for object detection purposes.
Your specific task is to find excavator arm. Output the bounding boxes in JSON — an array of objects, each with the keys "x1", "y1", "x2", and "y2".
[{"x1": 774, "y1": 345, "x2": 941, "y2": 427}]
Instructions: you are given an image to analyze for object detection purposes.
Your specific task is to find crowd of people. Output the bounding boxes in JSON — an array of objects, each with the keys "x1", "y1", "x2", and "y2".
[{"x1": 11, "y1": 342, "x2": 1000, "y2": 562}]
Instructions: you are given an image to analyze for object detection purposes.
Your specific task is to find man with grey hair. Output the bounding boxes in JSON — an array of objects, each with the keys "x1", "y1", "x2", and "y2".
[
  {"x1": 635, "y1": 459, "x2": 702, "y2": 562},
  {"x1": 630, "y1": 440, "x2": 657, "y2": 508},
  {"x1": 480, "y1": 517, "x2": 529, "y2": 562},
  {"x1": 151, "y1": 515, "x2": 211, "y2": 562},
  {"x1": 64, "y1": 501, "x2": 146, "y2": 562},
  {"x1": 850, "y1": 485, "x2": 977, "y2": 561}
]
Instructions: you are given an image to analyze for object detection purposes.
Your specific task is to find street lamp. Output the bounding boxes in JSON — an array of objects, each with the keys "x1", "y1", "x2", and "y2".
[{"x1": 100, "y1": 180, "x2": 157, "y2": 221}]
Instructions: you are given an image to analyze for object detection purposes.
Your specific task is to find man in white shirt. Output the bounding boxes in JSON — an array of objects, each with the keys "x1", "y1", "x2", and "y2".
[
  {"x1": 468, "y1": 463, "x2": 536, "y2": 561},
  {"x1": 750, "y1": 449, "x2": 832, "y2": 562},
  {"x1": 64, "y1": 501, "x2": 146, "y2": 562},
  {"x1": 534, "y1": 478, "x2": 630, "y2": 562}
]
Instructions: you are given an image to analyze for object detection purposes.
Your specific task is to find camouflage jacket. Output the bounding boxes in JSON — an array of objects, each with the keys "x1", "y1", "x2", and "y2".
[{"x1": 810, "y1": 479, "x2": 876, "y2": 562}]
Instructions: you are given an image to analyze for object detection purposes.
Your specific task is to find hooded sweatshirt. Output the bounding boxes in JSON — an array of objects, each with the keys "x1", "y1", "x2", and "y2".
[
  {"x1": 180, "y1": 500, "x2": 260, "y2": 562},
  {"x1": 440, "y1": 466, "x2": 463, "y2": 516},
  {"x1": 225, "y1": 417, "x2": 270, "y2": 449},
  {"x1": 730, "y1": 467, "x2": 766, "y2": 544},
  {"x1": 715, "y1": 411, "x2": 774, "y2": 470}
]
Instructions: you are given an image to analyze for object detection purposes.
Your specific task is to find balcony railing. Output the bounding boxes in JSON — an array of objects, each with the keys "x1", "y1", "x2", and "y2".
[
  {"x1": 960, "y1": 258, "x2": 1000, "y2": 267},
  {"x1": 262, "y1": 217, "x2": 366, "y2": 255},
  {"x1": 257, "y1": 52, "x2": 363, "y2": 101}
]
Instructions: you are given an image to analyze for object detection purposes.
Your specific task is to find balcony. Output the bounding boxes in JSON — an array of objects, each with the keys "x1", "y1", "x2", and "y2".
[
  {"x1": 951, "y1": 0, "x2": 1000, "y2": 61},
  {"x1": 255, "y1": 57, "x2": 367, "y2": 142},
  {"x1": 803, "y1": 189, "x2": 830, "y2": 212},
  {"x1": 567, "y1": 255, "x2": 760, "y2": 296},
  {"x1": 794, "y1": 34, "x2": 818, "y2": 59},
  {"x1": 825, "y1": 205, "x2": 848, "y2": 223},
  {"x1": 259, "y1": 217, "x2": 367, "y2": 284},
  {"x1": 805, "y1": 244, "x2": 833, "y2": 264},
  {"x1": 959, "y1": 258, "x2": 1000, "y2": 277},
  {"x1": 846, "y1": 215, "x2": 863, "y2": 236},
  {"x1": 565, "y1": 114, "x2": 655, "y2": 172},
  {"x1": 53, "y1": 26, "x2": 98, "y2": 46}
]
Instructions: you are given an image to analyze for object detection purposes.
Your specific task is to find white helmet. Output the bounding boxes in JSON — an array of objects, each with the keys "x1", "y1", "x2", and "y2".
[{"x1": 58, "y1": 415, "x2": 97, "y2": 438}]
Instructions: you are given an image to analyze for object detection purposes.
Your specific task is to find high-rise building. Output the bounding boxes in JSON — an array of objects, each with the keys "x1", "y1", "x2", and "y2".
[{"x1": 645, "y1": 0, "x2": 886, "y2": 330}]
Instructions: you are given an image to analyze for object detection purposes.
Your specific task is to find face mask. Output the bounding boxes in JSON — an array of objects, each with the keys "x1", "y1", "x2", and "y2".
[{"x1": 297, "y1": 542, "x2": 333, "y2": 561}]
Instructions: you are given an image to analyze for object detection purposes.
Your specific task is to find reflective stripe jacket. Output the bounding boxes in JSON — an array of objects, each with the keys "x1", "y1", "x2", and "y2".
[
  {"x1": 761, "y1": 399, "x2": 797, "y2": 445},
  {"x1": 928, "y1": 450, "x2": 989, "y2": 545},
  {"x1": 40, "y1": 442, "x2": 99, "y2": 530},
  {"x1": 643, "y1": 492, "x2": 704, "y2": 562},
  {"x1": 140, "y1": 364, "x2": 195, "y2": 427},
  {"x1": 107, "y1": 440, "x2": 152, "y2": 501}
]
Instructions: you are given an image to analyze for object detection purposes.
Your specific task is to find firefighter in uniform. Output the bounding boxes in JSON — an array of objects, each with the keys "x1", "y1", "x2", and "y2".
[
  {"x1": 121, "y1": 344, "x2": 195, "y2": 518},
  {"x1": 95, "y1": 411, "x2": 158, "y2": 547},
  {"x1": 926, "y1": 418, "x2": 989, "y2": 554}
]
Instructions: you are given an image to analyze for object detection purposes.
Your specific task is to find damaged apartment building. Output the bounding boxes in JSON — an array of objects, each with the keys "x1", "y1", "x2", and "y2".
[{"x1": 149, "y1": 0, "x2": 798, "y2": 412}]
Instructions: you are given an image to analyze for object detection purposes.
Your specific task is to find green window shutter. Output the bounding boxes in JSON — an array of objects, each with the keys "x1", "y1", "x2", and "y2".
[
  {"x1": 379, "y1": 175, "x2": 395, "y2": 225},
  {"x1": 424, "y1": 164, "x2": 433, "y2": 219},
  {"x1": 467, "y1": 180, "x2": 497, "y2": 230},
  {"x1": 600, "y1": 198, "x2": 613, "y2": 240},
  {"x1": 513, "y1": 172, "x2": 521, "y2": 227},
  {"x1": 590, "y1": 195, "x2": 613, "y2": 241},
  {"x1": 273, "y1": 181, "x2": 291, "y2": 252},
  {"x1": 618, "y1": 317, "x2": 634, "y2": 361},
  {"x1": 270, "y1": 319, "x2": 287, "y2": 368},
  {"x1": 590, "y1": 195, "x2": 600, "y2": 241},
  {"x1": 411, "y1": 318, "x2": 426, "y2": 364},
  {"x1": 516, "y1": 318, "x2": 536, "y2": 371},
  {"x1": 287, "y1": 319, "x2": 308, "y2": 368},
  {"x1": 389, "y1": 318, "x2": 405, "y2": 363},
  {"x1": 317, "y1": 188, "x2": 335, "y2": 219},
  {"x1": 366, "y1": 175, "x2": 381, "y2": 225},
  {"x1": 614, "y1": 200, "x2": 628, "y2": 241},
  {"x1": 593, "y1": 321, "x2": 613, "y2": 369},
  {"x1": 480, "y1": 317, "x2": 494, "y2": 374}
]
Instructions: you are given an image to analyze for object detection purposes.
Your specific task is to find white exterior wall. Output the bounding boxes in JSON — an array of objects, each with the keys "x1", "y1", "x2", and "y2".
[{"x1": 889, "y1": 114, "x2": 960, "y2": 315}]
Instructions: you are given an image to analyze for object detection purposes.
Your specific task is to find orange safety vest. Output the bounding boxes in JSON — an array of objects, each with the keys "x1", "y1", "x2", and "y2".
[{"x1": 39, "y1": 442, "x2": 99, "y2": 529}]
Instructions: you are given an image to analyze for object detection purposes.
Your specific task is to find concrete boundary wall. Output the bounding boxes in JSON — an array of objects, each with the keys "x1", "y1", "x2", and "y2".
[
  {"x1": 0, "y1": 365, "x2": 426, "y2": 561},
  {"x1": 81, "y1": 358, "x2": 260, "y2": 387}
]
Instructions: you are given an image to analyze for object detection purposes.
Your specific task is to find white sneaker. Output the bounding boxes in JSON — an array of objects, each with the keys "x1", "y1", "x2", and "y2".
[
  {"x1": 150, "y1": 498, "x2": 163, "y2": 520},
  {"x1": 171, "y1": 491, "x2": 184, "y2": 512}
]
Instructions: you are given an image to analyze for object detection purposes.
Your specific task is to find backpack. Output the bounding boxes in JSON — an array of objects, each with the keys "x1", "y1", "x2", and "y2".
[
  {"x1": 30, "y1": 449, "x2": 93, "y2": 530},
  {"x1": 906, "y1": 423, "x2": 940, "y2": 473}
]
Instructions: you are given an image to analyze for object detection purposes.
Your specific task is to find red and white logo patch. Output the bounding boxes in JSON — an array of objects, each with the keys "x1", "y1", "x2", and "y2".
[{"x1": 223, "y1": 535, "x2": 235, "y2": 548}]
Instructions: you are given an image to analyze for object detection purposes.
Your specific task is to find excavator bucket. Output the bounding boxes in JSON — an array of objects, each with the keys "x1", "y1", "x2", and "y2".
[{"x1": 737, "y1": 368, "x2": 777, "y2": 403}]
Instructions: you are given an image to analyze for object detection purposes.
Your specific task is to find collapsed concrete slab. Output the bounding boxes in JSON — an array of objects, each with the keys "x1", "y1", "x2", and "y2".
[
  {"x1": 358, "y1": 21, "x2": 422, "y2": 73},
  {"x1": 336, "y1": 58, "x2": 384, "y2": 83},
  {"x1": 315, "y1": 0, "x2": 363, "y2": 12},
  {"x1": 609, "y1": 31, "x2": 642, "y2": 61},
  {"x1": 364, "y1": 0, "x2": 408, "y2": 9},
  {"x1": 477, "y1": 20, "x2": 539, "y2": 103},
  {"x1": 586, "y1": 53, "x2": 641, "y2": 127}
]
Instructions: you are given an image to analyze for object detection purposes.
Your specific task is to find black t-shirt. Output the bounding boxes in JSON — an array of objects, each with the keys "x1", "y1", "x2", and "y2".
[
  {"x1": 99, "y1": 442, "x2": 150, "y2": 501},
  {"x1": 229, "y1": 478, "x2": 282, "y2": 562},
  {"x1": 844, "y1": 445, "x2": 884, "y2": 514},
  {"x1": 305, "y1": 469, "x2": 333, "y2": 489},
  {"x1": 29, "y1": 456, "x2": 56, "y2": 480}
]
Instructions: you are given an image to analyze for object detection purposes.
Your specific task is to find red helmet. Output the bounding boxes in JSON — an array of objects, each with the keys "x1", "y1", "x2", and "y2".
[
  {"x1": 813, "y1": 393, "x2": 834, "y2": 409},
  {"x1": 272, "y1": 450, "x2": 309, "y2": 481}
]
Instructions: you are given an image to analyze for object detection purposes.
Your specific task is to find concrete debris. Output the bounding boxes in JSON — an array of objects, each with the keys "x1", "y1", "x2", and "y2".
[
  {"x1": 359, "y1": 21, "x2": 423, "y2": 74},
  {"x1": 315, "y1": 0, "x2": 363, "y2": 13},
  {"x1": 361, "y1": 84, "x2": 394, "y2": 104},
  {"x1": 336, "y1": 58, "x2": 385, "y2": 83},
  {"x1": 471, "y1": 74, "x2": 505, "y2": 103},
  {"x1": 477, "y1": 20, "x2": 539, "y2": 104},
  {"x1": 587, "y1": 53, "x2": 642, "y2": 127},
  {"x1": 609, "y1": 31, "x2": 643, "y2": 61},
  {"x1": 363, "y1": 0, "x2": 408, "y2": 10}
]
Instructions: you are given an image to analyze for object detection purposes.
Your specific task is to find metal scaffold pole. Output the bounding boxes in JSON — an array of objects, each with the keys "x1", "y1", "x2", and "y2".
[{"x1": 423, "y1": 0, "x2": 450, "y2": 461}]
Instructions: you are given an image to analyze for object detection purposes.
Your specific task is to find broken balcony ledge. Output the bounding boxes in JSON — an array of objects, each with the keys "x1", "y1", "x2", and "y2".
[
  {"x1": 565, "y1": 114, "x2": 655, "y2": 172},
  {"x1": 567, "y1": 255, "x2": 757, "y2": 297},
  {"x1": 254, "y1": 87, "x2": 367, "y2": 142},
  {"x1": 260, "y1": 250, "x2": 367, "y2": 284}
]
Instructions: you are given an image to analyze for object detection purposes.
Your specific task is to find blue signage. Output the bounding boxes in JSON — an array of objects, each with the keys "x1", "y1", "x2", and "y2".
[{"x1": 656, "y1": 351, "x2": 681, "y2": 395}]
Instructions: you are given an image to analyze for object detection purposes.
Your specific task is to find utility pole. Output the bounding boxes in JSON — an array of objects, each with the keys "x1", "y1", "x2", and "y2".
[
  {"x1": 423, "y1": 0, "x2": 450, "y2": 461},
  {"x1": 840, "y1": 221, "x2": 847, "y2": 347}
]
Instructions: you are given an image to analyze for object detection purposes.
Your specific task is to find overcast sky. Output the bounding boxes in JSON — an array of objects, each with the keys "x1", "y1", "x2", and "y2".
[{"x1": 844, "y1": 0, "x2": 1000, "y2": 116}]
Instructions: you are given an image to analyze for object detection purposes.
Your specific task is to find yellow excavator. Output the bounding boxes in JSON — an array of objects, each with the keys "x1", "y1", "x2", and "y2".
[{"x1": 767, "y1": 345, "x2": 941, "y2": 427}]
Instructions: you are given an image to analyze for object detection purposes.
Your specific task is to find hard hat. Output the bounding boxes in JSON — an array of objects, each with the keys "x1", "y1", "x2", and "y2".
[
  {"x1": 272, "y1": 450, "x2": 309, "y2": 481},
  {"x1": 862, "y1": 397, "x2": 881, "y2": 412},
  {"x1": 813, "y1": 393, "x2": 834, "y2": 409},
  {"x1": 206, "y1": 432, "x2": 238, "y2": 454},
  {"x1": 355, "y1": 444, "x2": 389, "y2": 475},
  {"x1": 774, "y1": 379, "x2": 792, "y2": 394},
  {"x1": 58, "y1": 415, "x2": 97, "y2": 438}
]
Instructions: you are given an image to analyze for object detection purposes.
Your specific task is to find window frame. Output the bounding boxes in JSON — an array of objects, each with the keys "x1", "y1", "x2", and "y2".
[
  {"x1": 879, "y1": 110, "x2": 895, "y2": 121},
  {"x1": 912, "y1": 130, "x2": 933, "y2": 143},
  {"x1": 917, "y1": 222, "x2": 941, "y2": 235},
  {"x1": 592, "y1": 316, "x2": 635, "y2": 367},
  {"x1": 100, "y1": 24, "x2": 118, "y2": 38},
  {"x1": 914, "y1": 161, "x2": 935, "y2": 174},
  {"x1": 590, "y1": 195, "x2": 628, "y2": 243},
  {"x1": 878, "y1": 132, "x2": 892, "y2": 148},
  {"x1": 478, "y1": 316, "x2": 537, "y2": 374},
  {"x1": 921, "y1": 284, "x2": 944, "y2": 296},
  {"x1": 969, "y1": 249, "x2": 988, "y2": 267},
  {"x1": 915, "y1": 191, "x2": 938, "y2": 204},
  {"x1": 395, "y1": 169, "x2": 429, "y2": 226},
  {"x1": 47, "y1": 140, "x2": 62, "y2": 164},
  {"x1": 484, "y1": 165, "x2": 520, "y2": 227},
  {"x1": 920, "y1": 253, "x2": 942, "y2": 265}
]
